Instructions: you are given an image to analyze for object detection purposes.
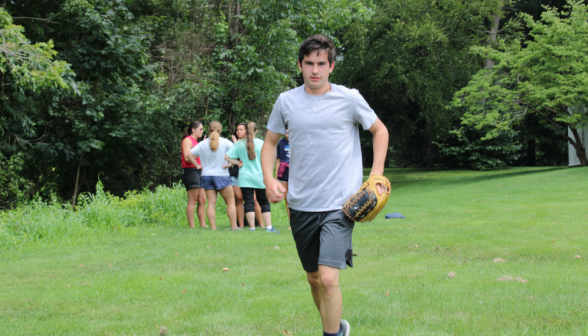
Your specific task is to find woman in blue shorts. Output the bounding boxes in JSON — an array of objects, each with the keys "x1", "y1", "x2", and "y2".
[{"x1": 188, "y1": 121, "x2": 239, "y2": 230}]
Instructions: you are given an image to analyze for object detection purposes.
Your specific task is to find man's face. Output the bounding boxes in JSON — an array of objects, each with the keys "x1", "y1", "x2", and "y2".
[{"x1": 297, "y1": 50, "x2": 335, "y2": 93}]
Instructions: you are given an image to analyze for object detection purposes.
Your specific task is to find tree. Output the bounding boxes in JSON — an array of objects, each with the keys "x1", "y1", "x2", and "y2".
[
  {"x1": 1, "y1": 0, "x2": 369, "y2": 205},
  {"x1": 452, "y1": 0, "x2": 588, "y2": 166},
  {"x1": 0, "y1": 6, "x2": 75, "y2": 150},
  {"x1": 4, "y1": 0, "x2": 169, "y2": 201},
  {"x1": 153, "y1": 0, "x2": 370, "y2": 134},
  {"x1": 0, "y1": 7, "x2": 76, "y2": 208},
  {"x1": 332, "y1": 0, "x2": 505, "y2": 166}
]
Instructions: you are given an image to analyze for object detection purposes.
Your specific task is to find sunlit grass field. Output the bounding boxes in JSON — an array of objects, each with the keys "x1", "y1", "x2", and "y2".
[{"x1": 1, "y1": 167, "x2": 587, "y2": 335}]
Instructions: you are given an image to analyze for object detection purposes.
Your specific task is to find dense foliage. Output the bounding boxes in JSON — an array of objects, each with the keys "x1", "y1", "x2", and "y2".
[
  {"x1": 453, "y1": 0, "x2": 588, "y2": 165},
  {"x1": 0, "y1": 0, "x2": 366, "y2": 207},
  {"x1": 0, "y1": 0, "x2": 575, "y2": 207},
  {"x1": 333, "y1": 0, "x2": 503, "y2": 166}
]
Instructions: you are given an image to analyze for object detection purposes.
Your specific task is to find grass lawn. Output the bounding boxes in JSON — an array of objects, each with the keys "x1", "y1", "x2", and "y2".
[{"x1": 1, "y1": 167, "x2": 587, "y2": 335}]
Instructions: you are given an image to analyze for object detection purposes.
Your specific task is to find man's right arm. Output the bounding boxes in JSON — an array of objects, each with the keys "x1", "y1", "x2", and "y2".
[{"x1": 261, "y1": 130, "x2": 285, "y2": 203}]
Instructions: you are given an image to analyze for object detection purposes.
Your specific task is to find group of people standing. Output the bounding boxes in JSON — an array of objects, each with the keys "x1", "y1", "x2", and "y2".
[{"x1": 180, "y1": 120, "x2": 287, "y2": 232}]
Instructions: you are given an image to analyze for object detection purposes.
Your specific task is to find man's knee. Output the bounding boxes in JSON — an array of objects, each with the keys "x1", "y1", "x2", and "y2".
[
  {"x1": 318, "y1": 270, "x2": 339, "y2": 294},
  {"x1": 307, "y1": 272, "x2": 320, "y2": 290}
]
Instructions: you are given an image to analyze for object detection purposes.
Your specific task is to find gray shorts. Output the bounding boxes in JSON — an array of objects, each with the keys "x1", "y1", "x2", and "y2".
[{"x1": 289, "y1": 209, "x2": 354, "y2": 273}]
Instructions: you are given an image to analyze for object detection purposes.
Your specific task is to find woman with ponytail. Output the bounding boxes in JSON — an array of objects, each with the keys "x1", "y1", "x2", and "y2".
[
  {"x1": 181, "y1": 121, "x2": 207, "y2": 228},
  {"x1": 230, "y1": 122, "x2": 265, "y2": 229},
  {"x1": 225, "y1": 122, "x2": 279, "y2": 233},
  {"x1": 187, "y1": 121, "x2": 238, "y2": 230}
]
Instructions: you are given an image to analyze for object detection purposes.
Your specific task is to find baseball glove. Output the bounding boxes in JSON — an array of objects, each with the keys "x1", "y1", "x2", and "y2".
[{"x1": 343, "y1": 175, "x2": 391, "y2": 222}]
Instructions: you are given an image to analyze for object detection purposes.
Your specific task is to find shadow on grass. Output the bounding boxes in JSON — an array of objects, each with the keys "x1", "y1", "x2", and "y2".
[{"x1": 383, "y1": 167, "x2": 566, "y2": 191}]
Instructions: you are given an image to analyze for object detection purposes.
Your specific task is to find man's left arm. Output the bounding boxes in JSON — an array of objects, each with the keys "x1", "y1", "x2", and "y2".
[{"x1": 368, "y1": 118, "x2": 389, "y2": 192}]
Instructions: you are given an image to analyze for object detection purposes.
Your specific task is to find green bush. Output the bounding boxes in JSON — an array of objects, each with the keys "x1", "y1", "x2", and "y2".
[
  {"x1": 0, "y1": 180, "x2": 186, "y2": 251},
  {"x1": 0, "y1": 152, "x2": 35, "y2": 209},
  {"x1": 0, "y1": 180, "x2": 289, "y2": 252},
  {"x1": 433, "y1": 129, "x2": 522, "y2": 170}
]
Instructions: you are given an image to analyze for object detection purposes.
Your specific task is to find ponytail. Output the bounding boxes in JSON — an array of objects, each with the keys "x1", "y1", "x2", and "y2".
[
  {"x1": 184, "y1": 121, "x2": 202, "y2": 138},
  {"x1": 208, "y1": 121, "x2": 222, "y2": 151},
  {"x1": 245, "y1": 122, "x2": 257, "y2": 160}
]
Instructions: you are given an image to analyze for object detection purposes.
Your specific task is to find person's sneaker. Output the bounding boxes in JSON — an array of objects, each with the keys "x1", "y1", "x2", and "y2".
[
  {"x1": 339, "y1": 319, "x2": 350, "y2": 336},
  {"x1": 265, "y1": 227, "x2": 281, "y2": 234},
  {"x1": 249, "y1": 228, "x2": 255, "y2": 231}
]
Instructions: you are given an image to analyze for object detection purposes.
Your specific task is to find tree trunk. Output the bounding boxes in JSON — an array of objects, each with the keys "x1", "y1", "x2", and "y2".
[
  {"x1": 569, "y1": 126, "x2": 588, "y2": 166},
  {"x1": 71, "y1": 152, "x2": 84, "y2": 210},
  {"x1": 480, "y1": 13, "x2": 501, "y2": 104},
  {"x1": 483, "y1": 14, "x2": 501, "y2": 69},
  {"x1": 520, "y1": 103, "x2": 586, "y2": 166}
]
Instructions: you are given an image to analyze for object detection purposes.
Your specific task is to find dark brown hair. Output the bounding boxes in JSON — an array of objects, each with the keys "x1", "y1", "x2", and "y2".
[
  {"x1": 298, "y1": 35, "x2": 336, "y2": 65},
  {"x1": 245, "y1": 122, "x2": 257, "y2": 160},
  {"x1": 235, "y1": 122, "x2": 247, "y2": 140},
  {"x1": 183, "y1": 121, "x2": 202, "y2": 138}
]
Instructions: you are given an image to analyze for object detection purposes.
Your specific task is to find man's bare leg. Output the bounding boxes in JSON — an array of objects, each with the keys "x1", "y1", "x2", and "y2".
[
  {"x1": 307, "y1": 271, "x2": 322, "y2": 311},
  {"x1": 307, "y1": 265, "x2": 343, "y2": 334}
]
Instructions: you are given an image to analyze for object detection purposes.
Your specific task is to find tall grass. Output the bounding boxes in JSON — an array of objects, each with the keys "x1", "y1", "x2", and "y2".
[{"x1": 0, "y1": 181, "x2": 289, "y2": 252}]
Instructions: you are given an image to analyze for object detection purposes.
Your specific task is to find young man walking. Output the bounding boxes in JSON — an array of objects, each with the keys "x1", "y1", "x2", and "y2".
[{"x1": 261, "y1": 35, "x2": 389, "y2": 336}]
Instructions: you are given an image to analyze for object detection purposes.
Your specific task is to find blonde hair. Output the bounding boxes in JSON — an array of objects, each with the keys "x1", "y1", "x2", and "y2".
[
  {"x1": 209, "y1": 121, "x2": 222, "y2": 151},
  {"x1": 245, "y1": 122, "x2": 257, "y2": 160}
]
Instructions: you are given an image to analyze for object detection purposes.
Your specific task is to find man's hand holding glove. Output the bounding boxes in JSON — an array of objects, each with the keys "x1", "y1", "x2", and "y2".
[{"x1": 343, "y1": 175, "x2": 391, "y2": 222}]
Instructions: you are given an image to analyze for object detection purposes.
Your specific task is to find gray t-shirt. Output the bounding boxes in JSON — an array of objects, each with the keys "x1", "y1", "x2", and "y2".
[{"x1": 266, "y1": 83, "x2": 378, "y2": 212}]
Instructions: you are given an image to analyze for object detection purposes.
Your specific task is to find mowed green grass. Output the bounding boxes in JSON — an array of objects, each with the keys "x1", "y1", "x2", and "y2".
[{"x1": 1, "y1": 167, "x2": 587, "y2": 335}]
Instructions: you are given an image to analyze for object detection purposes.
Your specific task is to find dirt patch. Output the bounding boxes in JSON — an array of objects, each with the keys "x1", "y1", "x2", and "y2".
[{"x1": 496, "y1": 275, "x2": 528, "y2": 283}]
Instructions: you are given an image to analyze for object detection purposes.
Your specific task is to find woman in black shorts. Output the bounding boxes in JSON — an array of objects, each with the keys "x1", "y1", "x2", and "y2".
[{"x1": 181, "y1": 121, "x2": 207, "y2": 228}]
